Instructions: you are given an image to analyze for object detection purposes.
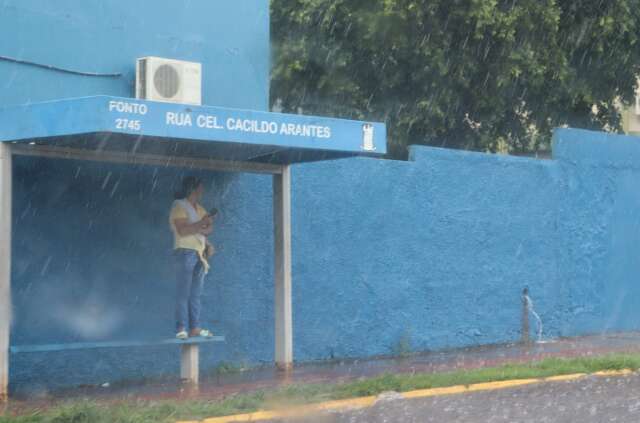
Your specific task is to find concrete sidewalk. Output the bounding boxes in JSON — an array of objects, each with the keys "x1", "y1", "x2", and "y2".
[{"x1": 11, "y1": 332, "x2": 640, "y2": 403}]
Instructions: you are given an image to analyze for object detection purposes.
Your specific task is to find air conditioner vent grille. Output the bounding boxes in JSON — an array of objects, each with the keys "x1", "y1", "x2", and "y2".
[
  {"x1": 138, "y1": 60, "x2": 147, "y2": 100},
  {"x1": 154, "y1": 64, "x2": 180, "y2": 98}
]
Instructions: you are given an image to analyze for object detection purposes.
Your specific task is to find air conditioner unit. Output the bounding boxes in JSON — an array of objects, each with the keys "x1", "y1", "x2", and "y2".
[{"x1": 136, "y1": 57, "x2": 201, "y2": 105}]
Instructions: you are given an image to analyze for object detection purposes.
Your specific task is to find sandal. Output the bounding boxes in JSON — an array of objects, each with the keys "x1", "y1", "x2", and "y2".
[{"x1": 189, "y1": 328, "x2": 213, "y2": 338}]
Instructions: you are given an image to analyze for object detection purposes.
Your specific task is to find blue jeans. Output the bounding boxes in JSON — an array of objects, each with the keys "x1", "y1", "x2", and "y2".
[{"x1": 174, "y1": 249, "x2": 206, "y2": 332}]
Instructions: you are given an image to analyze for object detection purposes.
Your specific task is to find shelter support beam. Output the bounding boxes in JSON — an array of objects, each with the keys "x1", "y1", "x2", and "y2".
[
  {"x1": 10, "y1": 144, "x2": 282, "y2": 175},
  {"x1": 273, "y1": 165, "x2": 293, "y2": 370},
  {"x1": 0, "y1": 144, "x2": 11, "y2": 401}
]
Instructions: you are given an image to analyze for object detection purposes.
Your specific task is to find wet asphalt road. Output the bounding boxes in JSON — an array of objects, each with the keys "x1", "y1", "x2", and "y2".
[{"x1": 263, "y1": 373, "x2": 640, "y2": 422}]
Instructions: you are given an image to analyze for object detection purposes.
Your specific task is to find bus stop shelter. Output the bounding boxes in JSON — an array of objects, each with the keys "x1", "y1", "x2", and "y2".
[{"x1": 0, "y1": 95, "x2": 386, "y2": 400}]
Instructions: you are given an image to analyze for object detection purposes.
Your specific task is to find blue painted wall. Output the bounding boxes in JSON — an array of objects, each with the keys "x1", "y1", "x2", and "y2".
[
  {"x1": 290, "y1": 128, "x2": 640, "y2": 361},
  {"x1": 0, "y1": 0, "x2": 269, "y2": 110},
  {"x1": 5, "y1": 0, "x2": 640, "y2": 395},
  {"x1": 553, "y1": 129, "x2": 640, "y2": 334},
  {"x1": 291, "y1": 145, "x2": 563, "y2": 359}
]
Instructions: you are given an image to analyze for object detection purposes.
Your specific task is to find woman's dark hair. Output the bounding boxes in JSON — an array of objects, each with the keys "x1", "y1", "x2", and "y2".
[{"x1": 174, "y1": 176, "x2": 203, "y2": 200}]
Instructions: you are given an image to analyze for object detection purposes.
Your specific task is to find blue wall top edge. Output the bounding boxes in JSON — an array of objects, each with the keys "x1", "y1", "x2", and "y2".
[
  {"x1": 407, "y1": 128, "x2": 640, "y2": 169},
  {"x1": 553, "y1": 127, "x2": 640, "y2": 167},
  {"x1": 408, "y1": 144, "x2": 555, "y2": 167}
]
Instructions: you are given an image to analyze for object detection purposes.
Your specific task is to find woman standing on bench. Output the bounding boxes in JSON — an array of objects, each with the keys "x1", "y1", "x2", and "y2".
[{"x1": 169, "y1": 176, "x2": 216, "y2": 339}]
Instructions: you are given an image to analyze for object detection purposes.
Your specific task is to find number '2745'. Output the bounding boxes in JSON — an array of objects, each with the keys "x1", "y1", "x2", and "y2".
[{"x1": 115, "y1": 118, "x2": 141, "y2": 131}]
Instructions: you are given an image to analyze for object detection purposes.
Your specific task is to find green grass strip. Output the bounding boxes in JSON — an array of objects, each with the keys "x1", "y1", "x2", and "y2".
[{"x1": 2, "y1": 353, "x2": 640, "y2": 423}]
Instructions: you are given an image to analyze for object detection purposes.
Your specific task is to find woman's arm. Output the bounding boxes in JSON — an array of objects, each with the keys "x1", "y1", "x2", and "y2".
[{"x1": 173, "y1": 215, "x2": 212, "y2": 236}]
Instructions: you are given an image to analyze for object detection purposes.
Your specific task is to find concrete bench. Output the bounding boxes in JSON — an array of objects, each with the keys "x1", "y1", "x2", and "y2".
[{"x1": 10, "y1": 336, "x2": 225, "y2": 386}]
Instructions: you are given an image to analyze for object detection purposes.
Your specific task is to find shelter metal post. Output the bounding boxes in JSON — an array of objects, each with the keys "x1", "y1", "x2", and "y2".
[
  {"x1": 180, "y1": 344, "x2": 199, "y2": 385},
  {"x1": 0, "y1": 144, "x2": 11, "y2": 401},
  {"x1": 273, "y1": 165, "x2": 292, "y2": 370}
]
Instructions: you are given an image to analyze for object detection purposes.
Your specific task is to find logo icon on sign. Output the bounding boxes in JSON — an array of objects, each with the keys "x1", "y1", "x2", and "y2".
[{"x1": 362, "y1": 124, "x2": 375, "y2": 151}]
